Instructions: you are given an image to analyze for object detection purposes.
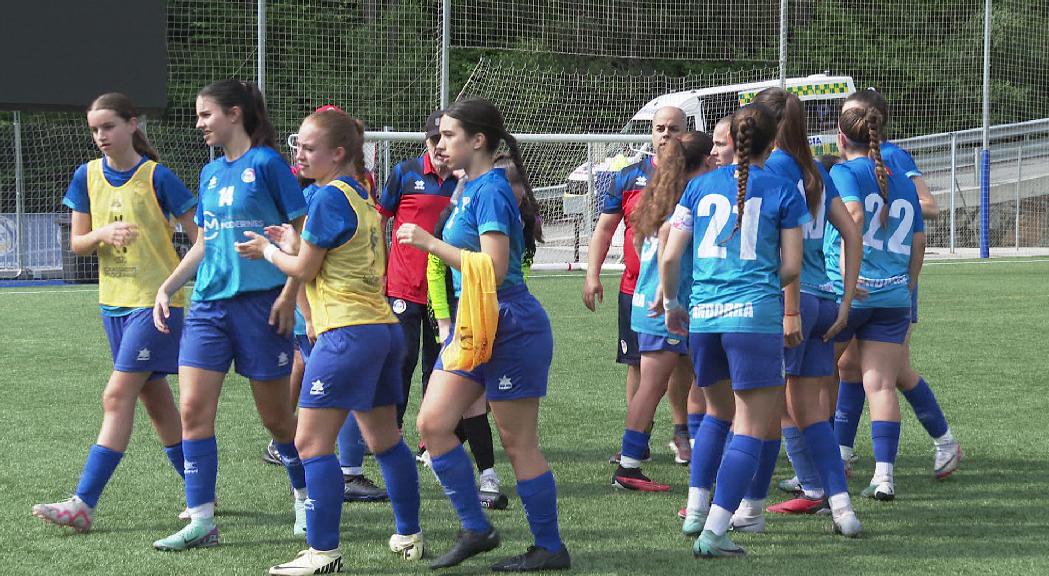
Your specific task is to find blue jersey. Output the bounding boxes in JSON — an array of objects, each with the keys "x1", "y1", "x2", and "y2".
[
  {"x1": 441, "y1": 168, "x2": 525, "y2": 296},
  {"x1": 830, "y1": 157, "x2": 924, "y2": 309},
  {"x1": 294, "y1": 183, "x2": 320, "y2": 336},
  {"x1": 193, "y1": 147, "x2": 307, "y2": 301},
  {"x1": 631, "y1": 232, "x2": 692, "y2": 337},
  {"x1": 674, "y1": 164, "x2": 810, "y2": 333},
  {"x1": 823, "y1": 220, "x2": 844, "y2": 299},
  {"x1": 881, "y1": 141, "x2": 923, "y2": 179},
  {"x1": 764, "y1": 149, "x2": 840, "y2": 300}
]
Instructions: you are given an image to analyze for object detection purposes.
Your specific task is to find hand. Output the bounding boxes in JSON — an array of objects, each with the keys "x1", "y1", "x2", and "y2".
[
  {"x1": 269, "y1": 295, "x2": 296, "y2": 336},
  {"x1": 97, "y1": 221, "x2": 139, "y2": 248},
  {"x1": 306, "y1": 320, "x2": 317, "y2": 344},
  {"x1": 854, "y1": 285, "x2": 869, "y2": 300},
  {"x1": 784, "y1": 314, "x2": 803, "y2": 348},
  {"x1": 665, "y1": 306, "x2": 689, "y2": 336},
  {"x1": 647, "y1": 286, "x2": 665, "y2": 317},
  {"x1": 823, "y1": 303, "x2": 850, "y2": 342},
  {"x1": 396, "y1": 223, "x2": 435, "y2": 252},
  {"x1": 153, "y1": 289, "x2": 172, "y2": 333},
  {"x1": 265, "y1": 224, "x2": 300, "y2": 255},
  {"x1": 234, "y1": 231, "x2": 271, "y2": 260},
  {"x1": 582, "y1": 275, "x2": 603, "y2": 311},
  {"x1": 437, "y1": 318, "x2": 452, "y2": 343}
]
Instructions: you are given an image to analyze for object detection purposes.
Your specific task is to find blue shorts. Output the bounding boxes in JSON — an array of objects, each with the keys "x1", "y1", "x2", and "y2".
[
  {"x1": 102, "y1": 307, "x2": 183, "y2": 378},
  {"x1": 617, "y1": 291, "x2": 641, "y2": 366},
  {"x1": 835, "y1": 307, "x2": 911, "y2": 345},
  {"x1": 784, "y1": 294, "x2": 837, "y2": 378},
  {"x1": 910, "y1": 283, "x2": 919, "y2": 324},
  {"x1": 298, "y1": 323, "x2": 404, "y2": 411},
  {"x1": 295, "y1": 333, "x2": 313, "y2": 361},
  {"x1": 689, "y1": 332, "x2": 785, "y2": 390},
  {"x1": 638, "y1": 332, "x2": 688, "y2": 355},
  {"x1": 434, "y1": 284, "x2": 553, "y2": 401},
  {"x1": 179, "y1": 288, "x2": 294, "y2": 380}
]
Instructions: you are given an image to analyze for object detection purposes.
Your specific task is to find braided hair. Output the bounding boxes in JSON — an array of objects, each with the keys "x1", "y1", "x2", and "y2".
[
  {"x1": 723, "y1": 104, "x2": 777, "y2": 244},
  {"x1": 840, "y1": 106, "x2": 889, "y2": 224}
]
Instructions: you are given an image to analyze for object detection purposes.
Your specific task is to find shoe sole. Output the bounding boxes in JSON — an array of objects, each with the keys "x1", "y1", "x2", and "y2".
[
  {"x1": 153, "y1": 536, "x2": 220, "y2": 551},
  {"x1": 344, "y1": 494, "x2": 390, "y2": 503},
  {"x1": 32, "y1": 509, "x2": 91, "y2": 533},
  {"x1": 480, "y1": 493, "x2": 510, "y2": 510},
  {"x1": 832, "y1": 523, "x2": 862, "y2": 538},
  {"x1": 611, "y1": 477, "x2": 671, "y2": 492},
  {"x1": 874, "y1": 492, "x2": 895, "y2": 502},
  {"x1": 729, "y1": 520, "x2": 765, "y2": 533},
  {"x1": 430, "y1": 534, "x2": 501, "y2": 569},
  {"x1": 935, "y1": 447, "x2": 964, "y2": 480}
]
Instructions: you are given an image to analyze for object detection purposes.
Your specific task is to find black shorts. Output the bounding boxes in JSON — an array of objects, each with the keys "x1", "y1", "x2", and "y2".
[{"x1": 617, "y1": 291, "x2": 641, "y2": 366}]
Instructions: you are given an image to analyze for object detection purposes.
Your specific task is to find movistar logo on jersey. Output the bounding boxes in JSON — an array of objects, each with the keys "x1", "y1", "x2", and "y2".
[
  {"x1": 201, "y1": 209, "x2": 263, "y2": 242},
  {"x1": 202, "y1": 211, "x2": 220, "y2": 241},
  {"x1": 691, "y1": 302, "x2": 754, "y2": 319}
]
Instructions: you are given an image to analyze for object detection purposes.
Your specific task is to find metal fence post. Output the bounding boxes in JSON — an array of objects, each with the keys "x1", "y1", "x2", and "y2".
[
  {"x1": 779, "y1": 0, "x2": 788, "y2": 87},
  {"x1": 440, "y1": 0, "x2": 451, "y2": 108},
  {"x1": 257, "y1": 0, "x2": 266, "y2": 94},
  {"x1": 13, "y1": 111, "x2": 25, "y2": 276},
  {"x1": 382, "y1": 126, "x2": 392, "y2": 186},
  {"x1": 1015, "y1": 137, "x2": 1023, "y2": 250},
  {"x1": 950, "y1": 132, "x2": 957, "y2": 254},
  {"x1": 979, "y1": 0, "x2": 991, "y2": 258}
]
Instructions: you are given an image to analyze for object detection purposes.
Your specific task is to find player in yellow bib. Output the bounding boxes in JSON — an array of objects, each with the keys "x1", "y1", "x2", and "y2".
[{"x1": 32, "y1": 93, "x2": 197, "y2": 533}]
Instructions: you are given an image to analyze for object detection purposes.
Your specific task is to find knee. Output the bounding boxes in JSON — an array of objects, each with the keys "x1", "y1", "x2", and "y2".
[
  {"x1": 416, "y1": 410, "x2": 447, "y2": 443},
  {"x1": 261, "y1": 411, "x2": 296, "y2": 440},
  {"x1": 101, "y1": 386, "x2": 137, "y2": 415}
]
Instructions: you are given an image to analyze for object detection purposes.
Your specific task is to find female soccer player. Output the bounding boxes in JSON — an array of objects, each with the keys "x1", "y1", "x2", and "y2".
[
  {"x1": 32, "y1": 93, "x2": 197, "y2": 533},
  {"x1": 151, "y1": 79, "x2": 309, "y2": 550},
  {"x1": 660, "y1": 104, "x2": 819, "y2": 558},
  {"x1": 396, "y1": 97, "x2": 570, "y2": 571},
  {"x1": 834, "y1": 90, "x2": 961, "y2": 479},
  {"x1": 733, "y1": 88, "x2": 862, "y2": 529},
  {"x1": 237, "y1": 107, "x2": 424, "y2": 576},
  {"x1": 612, "y1": 131, "x2": 715, "y2": 493},
  {"x1": 830, "y1": 106, "x2": 927, "y2": 501}
]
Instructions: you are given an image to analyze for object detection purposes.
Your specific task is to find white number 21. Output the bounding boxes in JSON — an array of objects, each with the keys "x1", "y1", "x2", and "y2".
[{"x1": 696, "y1": 195, "x2": 762, "y2": 261}]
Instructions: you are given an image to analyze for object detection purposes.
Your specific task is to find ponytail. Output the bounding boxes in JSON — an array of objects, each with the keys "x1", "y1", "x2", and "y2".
[
  {"x1": 500, "y1": 135, "x2": 544, "y2": 246},
  {"x1": 88, "y1": 92, "x2": 160, "y2": 161},
  {"x1": 865, "y1": 109, "x2": 889, "y2": 224},
  {"x1": 198, "y1": 79, "x2": 278, "y2": 150},
  {"x1": 723, "y1": 104, "x2": 777, "y2": 244},
  {"x1": 131, "y1": 128, "x2": 160, "y2": 162},
  {"x1": 631, "y1": 131, "x2": 712, "y2": 240}
]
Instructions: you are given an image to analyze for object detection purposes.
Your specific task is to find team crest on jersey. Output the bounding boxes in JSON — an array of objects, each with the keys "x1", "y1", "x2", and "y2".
[
  {"x1": 392, "y1": 299, "x2": 407, "y2": 314},
  {"x1": 414, "y1": 180, "x2": 425, "y2": 191},
  {"x1": 207, "y1": 176, "x2": 218, "y2": 189},
  {"x1": 241, "y1": 168, "x2": 256, "y2": 183},
  {"x1": 635, "y1": 176, "x2": 647, "y2": 187}
]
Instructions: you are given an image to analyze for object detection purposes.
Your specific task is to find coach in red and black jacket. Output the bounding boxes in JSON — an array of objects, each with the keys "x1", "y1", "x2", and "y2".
[{"x1": 379, "y1": 110, "x2": 458, "y2": 429}]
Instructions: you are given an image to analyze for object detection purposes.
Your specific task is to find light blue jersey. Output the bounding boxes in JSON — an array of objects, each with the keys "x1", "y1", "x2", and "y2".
[
  {"x1": 764, "y1": 149, "x2": 840, "y2": 300},
  {"x1": 631, "y1": 232, "x2": 691, "y2": 337},
  {"x1": 193, "y1": 147, "x2": 307, "y2": 302},
  {"x1": 881, "y1": 141, "x2": 923, "y2": 179},
  {"x1": 673, "y1": 164, "x2": 810, "y2": 334},
  {"x1": 441, "y1": 168, "x2": 525, "y2": 296},
  {"x1": 829, "y1": 157, "x2": 924, "y2": 309},
  {"x1": 294, "y1": 183, "x2": 320, "y2": 336}
]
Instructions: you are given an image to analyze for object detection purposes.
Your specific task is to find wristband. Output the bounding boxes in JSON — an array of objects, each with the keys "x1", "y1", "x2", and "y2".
[
  {"x1": 263, "y1": 243, "x2": 280, "y2": 263},
  {"x1": 784, "y1": 311, "x2": 800, "y2": 317},
  {"x1": 663, "y1": 298, "x2": 681, "y2": 311}
]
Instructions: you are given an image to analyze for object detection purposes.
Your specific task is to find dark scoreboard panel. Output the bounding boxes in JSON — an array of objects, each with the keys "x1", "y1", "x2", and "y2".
[{"x1": 0, "y1": 0, "x2": 168, "y2": 113}]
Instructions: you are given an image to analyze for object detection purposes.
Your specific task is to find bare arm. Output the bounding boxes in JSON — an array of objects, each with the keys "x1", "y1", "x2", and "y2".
[
  {"x1": 659, "y1": 226, "x2": 691, "y2": 336},
  {"x1": 70, "y1": 211, "x2": 139, "y2": 256},
  {"x1": 779, "y1": 227, "x2": 803, "y2": 287},
  {"x1": 913, "y1": 176, "x2": 939, "y2": 220},
  {"x1": 583, "y1": 212, "x2": 622, "y2": 311},
  {"x1": 827, "y1": 197, "x2": 861, "y2": 310},
  {"x1": 909, "y1": 232, "x2": 926, "y2": 291},
  {"x1": 396, "y1": 223, "x2": 510, "y2": 286}
]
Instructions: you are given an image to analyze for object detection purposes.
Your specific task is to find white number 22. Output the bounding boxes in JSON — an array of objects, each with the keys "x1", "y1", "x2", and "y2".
[
  {"x1": 696, "y1": 195, "x2": 762, "y2": 261},
  {"x1": 862, "y1": 195, "x2": 914, "y2": 255}
]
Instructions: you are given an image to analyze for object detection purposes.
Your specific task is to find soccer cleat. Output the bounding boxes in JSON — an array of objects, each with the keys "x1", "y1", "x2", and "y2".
[
  {"x1": 611, "y1": 466, "x2": 670, "y2": 492},
  {"x1": 777, "y1": 475, "x2": 803, "y2": 495},
  {"x1": 343, "y1": 474, "x2": 389, "y2": 502},
  {"x1": 669, "y1": 435, "x2": 691, "y2": 466},
  {"x1": 153, "y1": 520, "x2": 220, "y2": 551},
  {"x1": 31, "y1": 496, "x2": 93, "y2": 533},
  {"x1": 677, "y1": 507, "x2": 688, "y2": 520},
  {"x1": 843, "y1": 452, "x2": 859, "y2": 478},
  {"x1": 934, "y1": 442, "x2": 963, "y2": 480},
  {"x1": 269, "y1": 547, "x2": 343, "y2": 575},
  {"x1": 479, "y1": 474, "x2": 510, "y2": 510},
  {"x1": 429, "y1": 527, "x2": 500, "y2": 569},
  {"x1": 389, "y1": 531, "x2": 426, "y2": 561},
  {"x1": 263, "y1": 440, "x2": 283, "y2": 466},
  {"x1": 293, "y1": 498, "x2": 307, "y2": 535},
  {"x1": 693, "y1": 529, "x2": 745, "y2": 559},
  {"x1": 768, "y1": 495, "x2": 826, "y2": 514},
  {"x1": 729, "y1": 505, "x2": 765, "y2": 533},
  {"x1": 417, "y1": 450, "x2": 433, "y2": 469},
  {"x1": 682, "y1": 510, "x2": 707, "y2": 537},
  {"x1": 491, "y1": 545, "x2": 571, "y2": 572},
  {"x1": 860, "y1": 479, "x2": 895, "y2": 501},
  {"x1": 832, "y1": 510, "x2": 863, "y2": 538},
  {"x1": 608, "y1": 448, "x2": 651, "y2": 465}
]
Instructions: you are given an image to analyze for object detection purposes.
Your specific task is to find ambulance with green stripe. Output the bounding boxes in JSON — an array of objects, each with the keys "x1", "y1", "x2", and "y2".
[{"x1": 565, "y1": 74, "x2": 856, "y2": 198}]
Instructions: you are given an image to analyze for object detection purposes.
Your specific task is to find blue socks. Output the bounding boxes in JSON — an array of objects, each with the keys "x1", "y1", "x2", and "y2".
[
  {"x1": 690, "y1": 415, "x2": 731, "y2": 489},
  {"x1": 183, "y1": 437, "x2": 218, "y2": 507},
  {"x1": 375, "y1": 441, "x2": 420, "y2": 536},
  {"x1": 164, "y1": 443, "x2": 186, "y2": 479},
  {"x1": 902, "y1": 378, "x2": 949, "y2": 439},
  {"x1": 302, "y1": 454, "x2": 342, "y2": 552},
  {"x1": 711, "y1": 434, "x2": 763, "y2": 512},
  {"x1": 621, "y1": 429, "x2": 649, "y2": 463},
  {"x1": 687, "y1": 413, "x2": 703, "y2": 440},
  {"x1": 75, "y1": 444, "x2": 124, "y2": 508},
  {"x1": 802, "y1": 421, "x2": 848, "y2": 496},
  {"x1": 783, "y1": 426, "x2": 821, "y2": 493},
  {"x1": 871, "y1": 421, "x2": 901, "y2": 466},
  {"x1": 743, "y1": 439, "x2": 781, "y2": 500},
  {"x1": 338, "y1": 416, "x2": 367, "y2": 471},
  {"x1": 834, "y1": 380, "x2": 865, "y2": 449},
  {"x1": 430, "y1": 445, "x2": 490, "y2": 533},
  {"x1": 274, "y1": 441, "x2": 307, "y2": 491},
  {"x1": 517, "y1": 470, "x2": 563, "y2": 553}
]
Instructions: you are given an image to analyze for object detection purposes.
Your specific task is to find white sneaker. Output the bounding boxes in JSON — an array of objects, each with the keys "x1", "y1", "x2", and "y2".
[
  {"x1": 729, "y1": 501, "x2": 766, "y2": 533},
  {"x1": 388, "y1": 531, "x2": 425, "y2": 560},
  {"x1": 417, "y1": 450, "x2": 432, "y2": 469},
  {"x1": 860, "y1": 479, "x2": 895, "y2": 501},
  {"x1": 479, "y1": 470, "x2": 500, "y2": 494},
  {"x1": 293, "y1": 498, "x2": 307, "y2": 535},
  {"x1": 832, "y1": 509, "x2": 862, "y2": 538},
  {"x1": 269, "y1": 548, "x2": 343, "y2": 575},
  {"x1": 934, "y1": 442, "x2": 963, "y2": 480},
  {"x1": 31, "y1": 496, "x2": 93, "y2": 533}
]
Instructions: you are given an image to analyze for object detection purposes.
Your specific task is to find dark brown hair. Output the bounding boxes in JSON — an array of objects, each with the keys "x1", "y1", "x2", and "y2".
[
  {"x1": 198, "y1": 79, "x2": 278, "y2": 150},
  {"x1": 630, "y1": 131, "x2": 713, "y2": 241},
  {"x1": 752, "y1": 88, "x2": 821, "y2": 216},
  {"x1": 88, "y1": 92, "x2": 159, "y2": 161},
  {"x1": 724, "y1": 104, "x2": 777, "y2": 243},
  {"x1": 840, "y1": 106, "x2": 889, "y2": 223},
  {"x1": 845, "y1": 88, "x2": 890, "y2": 139}
]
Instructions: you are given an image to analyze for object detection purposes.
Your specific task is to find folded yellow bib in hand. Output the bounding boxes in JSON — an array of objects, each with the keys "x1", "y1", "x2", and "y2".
[{"x1": 442, "y1": 250, "x2": 499, "y2": 371}]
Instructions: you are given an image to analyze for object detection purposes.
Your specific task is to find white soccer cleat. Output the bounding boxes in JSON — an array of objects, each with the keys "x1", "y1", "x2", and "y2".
[
  {"x1": 389, "y1": 531, "x2": 425, "y2": 561},
  {"x1": 832, "y1": 510, "x2": 863, "y2": 538},
  {"x1": 269, "y1": 548, "x2": 343, "y2": 575},
  {"x1": 860, "y1": 479, "x2": 895, "y2": 501},
  {"x1": 32, "y1": 496, "x2": 93, "y2": 533},
  {"x1": 934, "y1": 442, "x2": 963, "y2": 480},
  {"x1": 729, "y1": 501, "x2": 766, "y2": 533}
]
